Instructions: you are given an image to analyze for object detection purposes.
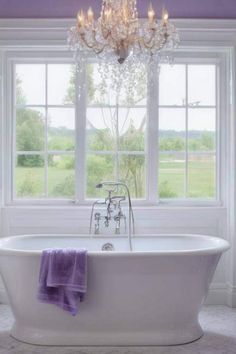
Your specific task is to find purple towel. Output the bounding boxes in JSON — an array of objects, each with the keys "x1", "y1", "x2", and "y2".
[{"x1": 37, "y1": 249, "x2": 87, "y2": 316}]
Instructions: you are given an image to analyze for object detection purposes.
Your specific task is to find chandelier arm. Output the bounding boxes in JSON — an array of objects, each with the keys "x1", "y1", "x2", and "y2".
[
  {"x1": 139, "y1": 30, "x2": 156, "y2": 48},
  {"x1": 80, "y1": 33, "x2": 98, "y2": 49},
  {"x1": 138, "y1": 37, "x2": 155, "y2": 50},
  {"x1": 80, "y1": 33, "x2": 106, "y2": 55},
  {"x1": 100, "y1": 23, "x2": 112, "y2": 41},
  {"x1": 92, "y1": 29, "x2": 109, "y2": 52},
  {"x1": 93, "y1": 45, "x2": 108, "y2": 55}
]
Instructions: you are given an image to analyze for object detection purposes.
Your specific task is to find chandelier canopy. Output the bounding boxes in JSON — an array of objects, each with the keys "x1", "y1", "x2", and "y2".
[{"x1": 68, "y1": 0, "x2": 179, "y2": 65}]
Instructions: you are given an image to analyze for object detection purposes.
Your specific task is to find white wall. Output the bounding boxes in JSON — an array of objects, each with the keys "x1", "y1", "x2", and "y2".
[{"x1": 0, "y1": 19, "x2": 236, "y2": 306}]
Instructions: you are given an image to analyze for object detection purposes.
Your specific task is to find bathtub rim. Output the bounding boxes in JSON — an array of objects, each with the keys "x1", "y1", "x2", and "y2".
[{"x1": 0, "y1": 233, "x2": 230, "y2": 257}]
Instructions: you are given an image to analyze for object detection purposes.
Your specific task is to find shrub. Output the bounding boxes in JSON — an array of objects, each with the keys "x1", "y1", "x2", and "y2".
[
  {"x1": 52, "y1": 175, "x2": 75, "y2": 197},
  {"x1": 159, "y1": 180, "x2": 177, "y2": 198},
  {"x1": 18, "y1": 171, "x2": 41, "y2": 197}
]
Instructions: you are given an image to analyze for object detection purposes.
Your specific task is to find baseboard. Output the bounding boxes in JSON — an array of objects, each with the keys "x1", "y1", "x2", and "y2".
[
  {"x1": 205, "y1": 283, "x2": 228, "y2": 305},
  {"x1": 226, "y1": 285, "x2": 236, "y2": 307}
]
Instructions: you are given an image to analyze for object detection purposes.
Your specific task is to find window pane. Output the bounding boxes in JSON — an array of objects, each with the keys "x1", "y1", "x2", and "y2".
[
  {"x1": 119, "y1": 155, "x2": 145, "y2": 198},
  {"x1": 48, "y1": 108, "x2": 75, "y2": 151},
  {"x1": 86, "y1": 108, "x2": 116, "y2": 151},
  {"x1": 159, "y1": 64, "x2": 186, "y2": 106},
  {"x1": 119, "y1": 108, "x2": 146, "y2": 151},
  {"x1": 48, "y1": 155, "x2": 75, "y2": 198},
  {"x1": 159, "y1": 108, "x2": 186, "y2": 151},
  {"x1": 188, "y1": 154, "x2": 216, "y2": 198},
  {"x1": 48, "y1": 64, "x2": 75, "y2": 105},
  {"x1": 16, "y1": 108, "x2": 45, "y2": 151},
  {"x1": 188, "y1": 108, "x2": 216, "y2": 151},
  {"x1": 15, "y1": 155, "x2": 44, "y2": 197},
  {"x1": 159, "y1": 153, "x2": 185, "y2": 198},
  {"x1": 188, "y1": 65, "x2": 216, "y2": 106},
  {"x1": 86, "y1": 154, "x2": 115, "y2": 198},
  {"x1": 15, "y1": 64, "x2": 45, "y2": 105}
]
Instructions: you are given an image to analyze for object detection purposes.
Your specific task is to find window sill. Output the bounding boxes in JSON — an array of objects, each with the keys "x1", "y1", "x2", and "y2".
[{"x1": 4, "y1": 199, "x2": 224, "y2": 210}]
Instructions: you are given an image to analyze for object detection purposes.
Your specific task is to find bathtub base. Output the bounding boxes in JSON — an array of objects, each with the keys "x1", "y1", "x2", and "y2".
[{"x1": 11, "y1": 322, "x2": 203, "y2": 346}]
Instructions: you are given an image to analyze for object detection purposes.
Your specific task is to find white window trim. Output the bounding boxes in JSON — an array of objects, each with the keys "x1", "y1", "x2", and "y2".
[{"x1": 0, "y1": 19, "x2": 233, "y2": 208}]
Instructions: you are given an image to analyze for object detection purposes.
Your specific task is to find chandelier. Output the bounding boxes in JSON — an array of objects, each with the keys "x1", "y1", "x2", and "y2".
[{"x1": 68, "y1": 0, "x2": 179, "y2": 65}]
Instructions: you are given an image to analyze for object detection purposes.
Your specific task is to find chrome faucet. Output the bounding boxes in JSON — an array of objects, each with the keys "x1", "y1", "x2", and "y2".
[
  {"x1": 94, "y1": 212, "x2": 101, "y2": 234},
  {"x1": 89, "y1": 181, "x2": 134, "y2": 251}
]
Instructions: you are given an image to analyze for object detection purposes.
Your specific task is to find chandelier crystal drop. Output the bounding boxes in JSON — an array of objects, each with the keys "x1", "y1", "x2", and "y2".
[{"x1": 68, "y1": 0, "x2": 180, "y2": 66}]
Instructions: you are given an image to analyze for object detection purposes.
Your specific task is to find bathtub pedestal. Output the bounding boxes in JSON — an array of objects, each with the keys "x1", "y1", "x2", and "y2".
[{"x1": 11, "y1": 321, "x2": 203, "y2": 346}]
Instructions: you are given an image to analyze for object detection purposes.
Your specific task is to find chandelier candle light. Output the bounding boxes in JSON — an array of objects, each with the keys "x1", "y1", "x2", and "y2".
[{"x1": 68, "y1": 0, "x2": 180, "y2": 65}]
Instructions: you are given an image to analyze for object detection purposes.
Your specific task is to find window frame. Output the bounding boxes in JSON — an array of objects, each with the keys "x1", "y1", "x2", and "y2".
[{"x1": 5, "y1": 49, "x2": 227, "y2": 207}]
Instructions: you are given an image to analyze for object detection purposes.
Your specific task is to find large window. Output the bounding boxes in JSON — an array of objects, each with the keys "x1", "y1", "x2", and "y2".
[{"x1": 11, "y1": 56, "x2": 219, "y2": 204}]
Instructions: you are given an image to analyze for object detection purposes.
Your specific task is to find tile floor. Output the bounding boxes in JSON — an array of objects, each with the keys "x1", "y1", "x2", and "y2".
[{"x1": 0, "y1": 305, "x2": 235, "y2": 354}]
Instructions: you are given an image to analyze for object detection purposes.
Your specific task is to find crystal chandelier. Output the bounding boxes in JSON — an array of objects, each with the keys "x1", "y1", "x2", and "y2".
[{"x1": 68, "y1": 0, "x2": 180, "y2": 65}]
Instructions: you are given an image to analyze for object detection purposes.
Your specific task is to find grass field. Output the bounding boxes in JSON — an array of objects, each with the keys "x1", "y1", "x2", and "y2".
[
  {"x1": 15, "y1": 156, "x2": 215, "y2": 199},
  {"x1": 159, "y1": 157, "x2": 215, "y2": 198}
]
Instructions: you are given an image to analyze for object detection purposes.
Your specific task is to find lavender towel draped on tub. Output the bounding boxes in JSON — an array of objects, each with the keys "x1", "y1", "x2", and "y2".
[{"x1": 38, "y1": 249, "x2": 87, "y2": 316}]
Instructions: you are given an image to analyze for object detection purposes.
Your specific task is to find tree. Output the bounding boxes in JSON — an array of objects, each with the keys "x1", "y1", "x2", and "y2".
[
  {"x1": 64, "y1": 63, "x2": 147, "y2": 198},
  {"x1": 16, "y1": 74, "x2": 45, "y2": 167},
  {"x1": 63, "y1": 64, "x2": 95, "y2": 104},
  {"x1": 159, "y1": 136, "x2": 185, "y2": 151},
  {"x1": 16, "y1": 73, "x2": 26, "y2": 105}
]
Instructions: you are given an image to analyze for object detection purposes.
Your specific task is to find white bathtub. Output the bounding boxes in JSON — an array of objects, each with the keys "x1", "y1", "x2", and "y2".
[{"x1": 0, "y1": 234, "x2": 229, "y2": 346}]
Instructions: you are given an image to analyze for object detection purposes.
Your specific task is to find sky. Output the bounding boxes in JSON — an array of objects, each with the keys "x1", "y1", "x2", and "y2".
[{"x1": 16, "y1": 63, "x2": 216, "y2": 132}]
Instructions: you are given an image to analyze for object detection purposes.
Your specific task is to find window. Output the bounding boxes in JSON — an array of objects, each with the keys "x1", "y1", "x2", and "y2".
[
  {"x1": 14, "y1": 63, "x2": 76, "y2": 199},
  {"x1": 158, "y1": 64, "x2": 217, "y2": 199},
  {"x1": 10, "y1": 55, "x2": 220, "y2": 204}
]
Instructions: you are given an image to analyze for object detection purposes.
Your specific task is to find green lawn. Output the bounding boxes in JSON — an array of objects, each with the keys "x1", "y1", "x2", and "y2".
[
  {"x1": 15, "y1": 156, "x2": 215, "y2": 199},
  {"x1": 159, "y1": 157, "x2": 215, "y2": 198}
]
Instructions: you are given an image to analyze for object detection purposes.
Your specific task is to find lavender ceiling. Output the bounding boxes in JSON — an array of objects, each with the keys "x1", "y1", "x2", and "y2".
[{"x1": 0, "y1": 0, "x2": 235, "y2": 19}]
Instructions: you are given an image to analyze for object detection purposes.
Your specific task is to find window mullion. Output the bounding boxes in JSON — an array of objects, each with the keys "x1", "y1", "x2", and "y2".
[
  {"x1": 216, "y1": 63, "x2": 221, "y2": 201},
  {"x1": 11, "y1": 62, "x2": 16, "y2": 202},
  {"x1": 45, "y1": 64, "x2": 48, "y2": 198},
  {"x1": 185, "y1": 64, "x2": 189, "y2": 198},
  {"x1": 75, "y1": 64, "x2": 87, "y2": 203},
  {"x1": 147, "y1": 63, "x2": 158, "y2": 203},
  {"x1": 115, "y1": 101, "x2": 119, "y2": 181}
]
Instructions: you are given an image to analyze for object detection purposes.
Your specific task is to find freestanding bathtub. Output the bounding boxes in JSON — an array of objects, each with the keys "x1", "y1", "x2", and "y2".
[{"x1": 0, "y1": 234, "x2": 229, "y2": 346}]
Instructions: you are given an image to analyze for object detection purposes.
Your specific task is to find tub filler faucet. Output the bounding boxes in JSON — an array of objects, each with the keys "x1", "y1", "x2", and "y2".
[{"x1": 89, "y1": 181, "x2": 134, "y2": 251}]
